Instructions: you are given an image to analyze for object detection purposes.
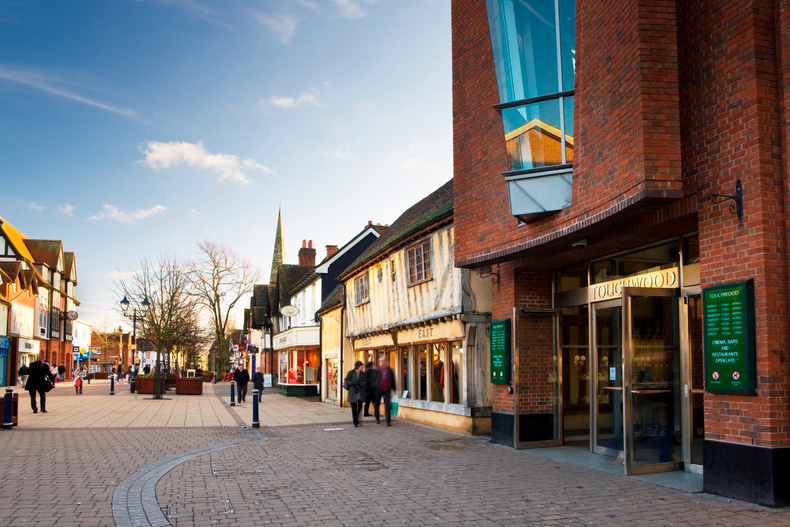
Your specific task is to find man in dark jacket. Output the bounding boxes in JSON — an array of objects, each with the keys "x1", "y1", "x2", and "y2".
[
  {"x1": 25, "y1": 360, "x2": 53, "y2": 413},
  {"x1": 233, "y1": 364, "x2": 250, "y2": 403},
  {"x1": 374, "y1": 357, "x2": 397, "y2": 426},
  {"x1": 252, "y1": 367, "x2": 265, "y2": 402}
]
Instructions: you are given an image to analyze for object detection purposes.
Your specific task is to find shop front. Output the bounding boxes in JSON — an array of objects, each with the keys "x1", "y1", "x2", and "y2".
[
  {"x1": 274, "y1": 326, "x2": 320, "y2": 397},
  {"x1": 351, "y1": 317, "x2": 491, "y2": 435},
  {"x1": 0, "y1": 336, "x2": 8, "y2": 386},
  {"x1": 17, "y1": 337, "x2": 40, "y2": 383},
  {"x1": 515, "y1": 236, "x2": 703, "y2": 476}
]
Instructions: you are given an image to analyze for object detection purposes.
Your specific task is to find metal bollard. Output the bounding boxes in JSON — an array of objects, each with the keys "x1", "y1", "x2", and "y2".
[
  {"x1": 230, "y1": 380, "x2": 235, "y2": 406},
  {"x1": 3, "y1": 387, "x2": 13, "y2": 430},
  {"x1": 110, "y1": 376, "x2": 115, "y2": 395},
  {"x1": 130, "y1": 376, "x2": 135, "y2": 394},
  {"x1": 252, "y1": 389, "x2": 259, "y2": 428}
]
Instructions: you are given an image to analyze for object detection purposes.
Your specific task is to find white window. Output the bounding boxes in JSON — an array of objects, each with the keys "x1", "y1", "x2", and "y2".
[
  {"x1": 406, "y1": 240, "x2": 433, "y2": 285},
  {"x1": 10, "y1": 304, "x2": 34, "y2": 338},
  {"x1": 355, "y1": 274, "x2": 369, "y2": 305},
  {"x1": 36, "y1": 295, "x2": 49, "y2": 339}
]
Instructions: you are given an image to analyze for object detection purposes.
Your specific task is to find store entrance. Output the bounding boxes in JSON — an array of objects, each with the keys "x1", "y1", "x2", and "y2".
[{"x1": 562, "y1": 289, "x2": 684, "y2": 474}]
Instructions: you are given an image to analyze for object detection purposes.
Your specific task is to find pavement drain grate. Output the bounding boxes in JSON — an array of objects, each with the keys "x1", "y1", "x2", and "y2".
[
  {"x1": 167, "y1": 499, "x2": 234, "y2": 518},
  {"x1": 325, "y1": 451, "x2": 386, "y2": 471},
  {"x1": 426, "y1": 438, "x2": 467, "y2": 451}
]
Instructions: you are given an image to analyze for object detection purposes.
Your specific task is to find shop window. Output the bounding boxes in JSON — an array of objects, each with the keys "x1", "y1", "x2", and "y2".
[
  {"x1": 431, "y1": 342, "x2": 446, "y2": 403},
  {"x1": 407, "y1": 240, "x2": 432, "y2": 285},
  {"x1": 354, "y1": 274, "x2": 369, "y2": 305},
  {"x1": 400, "y1": 347, "x2": 410, "y2": 398},
  {"x1": 417, "y1": 344, "x2": 428, "y2": 401},
  {"x1": 449, "y1": 341, "x2": 464, "y2": 405},
  {"x1": 282, "y1": 348, "x2": 320, "y2": 384}
]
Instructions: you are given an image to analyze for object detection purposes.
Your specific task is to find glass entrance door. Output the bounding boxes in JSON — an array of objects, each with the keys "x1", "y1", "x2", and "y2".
[
  {"x1": 593, "y1": 301, "x2": 623, "y2": 457},
  {"x1": 623, "y1": 287, "x2": 682, "y2": 475}
]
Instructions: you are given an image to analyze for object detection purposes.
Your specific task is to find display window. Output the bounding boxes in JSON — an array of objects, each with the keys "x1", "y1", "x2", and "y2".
[
  {"x1": 279, "y1": 348, "x2": 320, "y2": 384},
  {"x1": 326, "y1": 359, "x2": 338, "y2": 396}
]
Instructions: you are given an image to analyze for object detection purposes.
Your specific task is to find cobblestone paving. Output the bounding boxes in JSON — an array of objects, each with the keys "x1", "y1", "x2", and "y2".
[{"x1": 3, "y1": 385, "x2": 790, "y2": 526}]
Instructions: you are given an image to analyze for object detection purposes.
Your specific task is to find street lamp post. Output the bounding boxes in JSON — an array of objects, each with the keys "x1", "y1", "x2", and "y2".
[{"x1": 120, "y1": 295, "x2": 150, "y2": 379}]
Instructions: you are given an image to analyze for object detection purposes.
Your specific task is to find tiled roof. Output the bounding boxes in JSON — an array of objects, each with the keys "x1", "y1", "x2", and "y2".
[
  {"x1": 317, "y1": 284, "x2": 344, "y2": 315},
  {"x1": 0, "y1": 262, "x2": 22, "y2": 284},
  {"x1": 0, "y1": 216, "x2": 34, "y2": 262},
  {"x1": 63, "y1": 252, "x2": 76, "y2": 283},
  {"x1": 275, "y1": 264, "x2": 316, "y2": 304},
  {"x1": 340, "y1": 179, "x2": 453, "y2": 279},
  {"x1": 314, "y1": 223, "x2": 389, "y2": 268},
  {"x1": 24, "y1": 239, "x2": 62, "y2": 268}
]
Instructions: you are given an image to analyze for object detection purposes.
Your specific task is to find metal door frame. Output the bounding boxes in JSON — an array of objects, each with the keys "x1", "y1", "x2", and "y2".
[
  {"x1": 591, "y1": 299, "x2": 623, "y2": 457},
  {"x1": 622, "y1": 286, "x2": 682, "y2": 475}
]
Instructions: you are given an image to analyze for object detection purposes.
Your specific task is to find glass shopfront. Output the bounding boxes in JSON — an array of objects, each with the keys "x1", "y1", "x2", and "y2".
[
  {"x1": 549, "y1": 236, "x2": 702, "y2": 475},
  {"x1": 279, "y1": 348, "x2": 320, "y2": 385}
]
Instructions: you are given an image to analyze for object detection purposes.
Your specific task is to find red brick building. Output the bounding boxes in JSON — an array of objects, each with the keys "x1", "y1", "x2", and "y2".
[{"x1": 453, "y1": 0, "x2": 789, "y2": 506}]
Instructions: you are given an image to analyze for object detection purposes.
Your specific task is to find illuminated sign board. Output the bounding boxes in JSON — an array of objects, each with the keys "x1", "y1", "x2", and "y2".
[
  {"x1": 490, "y1": 319, "x2": 511, "y2": 385},
  {"x1": 703, "y1": 279, "x2": 756, "y2": 394}
]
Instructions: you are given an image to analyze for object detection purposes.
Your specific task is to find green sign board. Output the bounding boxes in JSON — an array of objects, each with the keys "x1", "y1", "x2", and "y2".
[
  {"x1": 490, "y1": 319, "x2": 511, "y2": 384},
  {"x1": 702, "y1": 279, "x2": 756, "y2": 394}
]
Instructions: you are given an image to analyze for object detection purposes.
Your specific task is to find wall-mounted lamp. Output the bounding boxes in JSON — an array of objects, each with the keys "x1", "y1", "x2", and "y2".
[
  {"x1": 478, "y1": 264, "x2": 500, "y2": 284},
  {"x1": 708, "y1": 178, "x2": 743, "y2": 223}
]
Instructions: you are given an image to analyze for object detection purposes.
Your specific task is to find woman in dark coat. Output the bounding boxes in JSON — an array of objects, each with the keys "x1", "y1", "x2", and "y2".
[
  {"x1": 25, "y1": 360, "x2": 53, "y2": 413},
  {"x1": 252, "y1": 367, "x2": 265, "y2": 402},
  {"x1": 344, "y1": 361, "x2": 366, "y2": 427}
]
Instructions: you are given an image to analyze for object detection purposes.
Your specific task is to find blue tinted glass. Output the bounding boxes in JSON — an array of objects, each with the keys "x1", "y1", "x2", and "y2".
[
  {"x1": 564, "y1": 96, "x2": 574, "y2": 164},
  {"x1": 486, "y1": 0, "x2": 559, "y2": 103},
  {"x1": 501, "y1": 99, "x2": 563, "y2": 171},
  {"x1": 559, "y1": 0, "x2": 576, "y2": 91}
]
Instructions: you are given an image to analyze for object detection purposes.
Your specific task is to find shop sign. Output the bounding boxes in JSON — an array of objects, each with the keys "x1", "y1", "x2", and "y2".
[
  {"x1": 590, "y1": 267, "x2": 678, "y2": 302},
  {"x1": 18, "y1": 338, "x2": 40, "y2": 354},
  {"x1": 703, "y1": 279, "x2": 756, "y2": 394},
  {"x1": 353, "y1": 333, "x2": 394, "y2": 350},
  {"x1": 0, "y1": 336, "x2": 9, "y2": 349},
  {"x1": 490, "y1": 319, "x2": 511, "y2": 384}
]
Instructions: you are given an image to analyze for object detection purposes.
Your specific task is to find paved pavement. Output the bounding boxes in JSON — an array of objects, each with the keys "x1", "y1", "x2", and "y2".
[{"x1": 2, "y1": 380, "x2": 789, "y2": 526}]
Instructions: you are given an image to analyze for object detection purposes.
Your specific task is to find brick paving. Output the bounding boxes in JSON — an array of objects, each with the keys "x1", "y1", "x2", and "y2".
[{"x1": 2, "y1": 382, "x2": 789, "y2": 526}]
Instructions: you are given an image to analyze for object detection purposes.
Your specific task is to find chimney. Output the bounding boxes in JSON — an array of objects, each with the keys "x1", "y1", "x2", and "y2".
[
  {"x1": 326, "y1": 245, "x2": 339, "y2": 259},
  {"x1": 298, "y1": 239, "x2": 316, "y2": 267}
]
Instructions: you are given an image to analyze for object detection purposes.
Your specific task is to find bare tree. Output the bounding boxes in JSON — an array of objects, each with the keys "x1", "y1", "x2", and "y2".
[
  {"x1": 117, "y1": 253, "x2": 198, "y2": 398},
  {"x1": 189, "y1": 240, "x2": 259, "y2": 380}
]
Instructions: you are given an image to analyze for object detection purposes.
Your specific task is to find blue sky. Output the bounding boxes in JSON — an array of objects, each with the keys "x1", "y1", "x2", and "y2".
[{"x1": 0, "y1": 0, "x2": 452, "y2": 329}]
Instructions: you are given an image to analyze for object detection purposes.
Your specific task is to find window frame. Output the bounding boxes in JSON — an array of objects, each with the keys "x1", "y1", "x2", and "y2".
[
  {"x1": 406, "y1": 239, "x2": 433, "y2": 286},
  {"x1": 354, "y1": 273, "x2": 370, "y2": 306}
]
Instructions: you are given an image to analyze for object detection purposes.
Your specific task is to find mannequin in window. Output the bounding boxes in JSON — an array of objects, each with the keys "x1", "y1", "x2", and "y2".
[{"x1": 432, "y1": 349, "x2": 444, "y2": 402}]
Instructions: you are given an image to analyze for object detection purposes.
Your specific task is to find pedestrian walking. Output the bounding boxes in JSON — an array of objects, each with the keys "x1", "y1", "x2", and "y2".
[
  {"x1": 363, "y1": 361, "x2": 377, "y2": 417},
  {"x1": 18, "y1": 363, "x2": 29, "y2": 387},
  {"x1": 143, "y1": 364, "x2": 151, "y2": 375},
  {"x1": 233, "y1": 364, "x2": 250, "y2": 403},
  {"x1": 252, "y1": 367, "x2": 265, "y2": 402},
  {"x1": 57, "y1": 364, "x2": 66, "y2": 382},
  {"x1": 74, "y1": 365, "x2": 87, "y2": 394},
  {"x1": 25, "y1": 360, "x2": 53, "y2": 413},
  {"x1": 344, "y1": 361, "x2": 366, "y2": 427},
  {"x1": 375, "y1": 357, "x2": 397, "y2": 426}
]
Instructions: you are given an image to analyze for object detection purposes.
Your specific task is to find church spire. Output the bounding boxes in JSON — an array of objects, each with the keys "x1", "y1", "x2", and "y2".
[{"x1": 269, "y1": 207, "x2": 285, "y2": 284}]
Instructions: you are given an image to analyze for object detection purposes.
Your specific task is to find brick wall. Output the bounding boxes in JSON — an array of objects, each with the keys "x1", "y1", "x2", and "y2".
[
  {"x1": 453, "y1": 0, "x2": 684, "y2": 269},
  {"x1": 678, "y1": 0, "x2": 790, "y2": 448}
]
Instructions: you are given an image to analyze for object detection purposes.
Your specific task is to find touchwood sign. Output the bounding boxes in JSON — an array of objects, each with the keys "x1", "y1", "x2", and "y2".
[{"x1": 590, "y1": 267, "x2": 678, "y2": 302}]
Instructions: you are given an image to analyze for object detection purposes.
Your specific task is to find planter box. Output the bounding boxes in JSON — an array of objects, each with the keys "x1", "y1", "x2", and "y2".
[
  {"x1": 202, "y1": 373, "x2": 214, "y2": 383},
  {"x1": 93, "y1": 372, "x2": 108, "y2": 380},
  {"x1": 136, "y1": 376, "x2": 166, "y2": 395},
  {"x1": 176, "y1": 377, "x2": 203, "y2": 395}
]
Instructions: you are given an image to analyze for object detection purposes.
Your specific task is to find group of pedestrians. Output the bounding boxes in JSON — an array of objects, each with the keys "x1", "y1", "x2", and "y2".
[
  {"x1": 232, "y1": 364, "x2": 265, "y2": 403},
  {"x1": 344, "y1": 357, "x2": 396, "y2": 427}
]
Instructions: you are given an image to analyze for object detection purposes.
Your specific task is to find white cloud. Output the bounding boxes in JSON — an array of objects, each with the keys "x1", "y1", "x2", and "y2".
[
  {"x1": 187, "y1": 208, "x2": 204, "y2": 220},
  {"x1": 58, "y1": 203, "x2": 75, "y2": 217},
  {"x1": 398, "y1": 157, "x2": 437, "y2": 170},
  {"x1": 331, "y1": 0, "x2": 377, "y2": 19},
  {"x1": 89, "y1": 204, "x2": 167, "y2": 224},
  {"x1": 265, "y1": 91, "x2": 325, "y2": 109},
  {"x1": 0, "y1": 64, "x2": 140, "y2": 120},
  {"x1": 28, "y1": 202, "x2": 45, "y2": 212},
  {"x1": 253, "y1": 12, "x2": 298, "y2": 43},
  {"x1": 319, "y1": 144, "x2": 351, "y2": 158},
  {"x1": 137, "y1": 140, "x2": 273, "y2": 185}
]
